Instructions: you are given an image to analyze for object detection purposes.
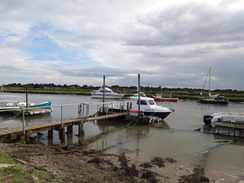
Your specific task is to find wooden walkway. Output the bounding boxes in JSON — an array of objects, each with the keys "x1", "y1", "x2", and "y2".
[
  {"x1": 215, "y1": 121, "x2": 244, "y2": 129},
  {"x1": 214, "y1": 121, "x2": 244, "y2": 137},
  {"x1": 0, "y1": 112, "x2": 129, "y2": 143}
]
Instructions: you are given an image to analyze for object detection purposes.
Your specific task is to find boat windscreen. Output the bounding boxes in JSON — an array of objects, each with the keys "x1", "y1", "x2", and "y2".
[{"x1": 148, "y1": 100, "x2": 155, "y2": 105}]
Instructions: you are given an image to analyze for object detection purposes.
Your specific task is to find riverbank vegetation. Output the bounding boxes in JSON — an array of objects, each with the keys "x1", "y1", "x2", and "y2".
[{"x1": 2, "y1": 83, "x2": 244, "y2": 102}]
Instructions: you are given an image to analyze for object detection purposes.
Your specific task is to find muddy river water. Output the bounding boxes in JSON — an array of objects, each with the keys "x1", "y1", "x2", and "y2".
[{"x1": 1, "y1": 93, "x2": 244, "y2": 179}]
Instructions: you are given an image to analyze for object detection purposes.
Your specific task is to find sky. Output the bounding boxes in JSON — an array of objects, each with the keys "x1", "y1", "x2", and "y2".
[{"x1": 1, "y1": 0, "x2": 244, "y2": 90}]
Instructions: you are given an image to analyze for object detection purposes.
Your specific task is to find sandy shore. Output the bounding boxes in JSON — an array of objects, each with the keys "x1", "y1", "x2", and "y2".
[{"x1": 0, "y1": 142, "x2": 243, "y2": 183}]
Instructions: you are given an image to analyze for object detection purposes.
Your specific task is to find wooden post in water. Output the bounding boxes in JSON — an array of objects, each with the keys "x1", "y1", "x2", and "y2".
[
  {"x1": 67, "y1": 126, "x2": 73, "y2": 134},
  {"x1": 48, "y1": 130, "x2": 53, "y2": 145},
  {"x1": 78, "y1": 122, "x2": 85, "y2": 136},
  {"x1": 59, "y1": 127, "x2": 65, "y2": 143},
  {"x1": 48, "y1": 130, "x2": 53, "y2": 139}
]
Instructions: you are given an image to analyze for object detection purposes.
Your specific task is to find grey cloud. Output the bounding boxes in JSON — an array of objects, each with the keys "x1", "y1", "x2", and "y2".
[{"x1": 127, "y1": 3, "x2": 244, "y2": 46}]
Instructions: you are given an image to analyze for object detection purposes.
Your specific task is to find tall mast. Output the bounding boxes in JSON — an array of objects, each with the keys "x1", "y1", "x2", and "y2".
[{"x1": 208, "y1": 67, "x2": 211, "y2": 94}]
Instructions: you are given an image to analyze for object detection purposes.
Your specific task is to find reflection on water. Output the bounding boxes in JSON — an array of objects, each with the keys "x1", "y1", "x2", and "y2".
[{"x1": 1, "y1": 93, "x2": 244, "y2": 178}]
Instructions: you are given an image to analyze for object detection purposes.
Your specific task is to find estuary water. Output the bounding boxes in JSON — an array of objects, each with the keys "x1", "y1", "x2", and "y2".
[{"x1": 0, "y1": 93, "x2": 244, "y2": 179}]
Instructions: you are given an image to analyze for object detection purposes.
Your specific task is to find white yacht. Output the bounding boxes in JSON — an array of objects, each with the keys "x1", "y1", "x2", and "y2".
[
  {"x1": 91, "y1": 87, "x2": 124, "y2": 99},
  {"x1": 105, "y1": 94, "x2": 172, "y2": 119}
]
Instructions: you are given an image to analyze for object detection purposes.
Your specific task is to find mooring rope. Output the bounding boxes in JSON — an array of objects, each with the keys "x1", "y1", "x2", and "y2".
[
  {"x1": 0, "y1": 111, "x2": 22, "y2": 125},
  {"x1": 84, "y1": 120, "x2": 136, "y2": 145}
]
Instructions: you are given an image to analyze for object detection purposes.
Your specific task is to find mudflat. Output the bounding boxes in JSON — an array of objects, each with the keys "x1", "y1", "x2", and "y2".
[{"x1": 0, "y1": 142, "x2": 242, "y2": 183}]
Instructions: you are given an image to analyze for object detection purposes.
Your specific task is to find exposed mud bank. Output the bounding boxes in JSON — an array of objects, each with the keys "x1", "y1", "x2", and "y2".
[{"x1": 0, "y1": 142, "x2": 243, "y2": 183}]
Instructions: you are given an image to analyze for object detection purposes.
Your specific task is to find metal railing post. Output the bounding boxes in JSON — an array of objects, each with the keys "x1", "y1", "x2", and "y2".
[
  {"x1": 78, "y1": 104, "x2": 82, "y2": 118},
  {"x1": 86, "y1": 104, "x2": 89, "y2": 117},
  {"x1": 22, "y1": 108, "x2": 25, "y2": 135}
]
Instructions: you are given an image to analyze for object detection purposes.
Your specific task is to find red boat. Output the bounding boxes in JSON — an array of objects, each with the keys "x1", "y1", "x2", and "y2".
[{"x1": 153, "y1": 93, "x2": 178, "y2": 102}]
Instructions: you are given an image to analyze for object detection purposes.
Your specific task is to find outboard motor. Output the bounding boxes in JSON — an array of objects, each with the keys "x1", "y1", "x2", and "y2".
[{"x1": 203, "y1": 115, "x2": 213, "y2": 125}]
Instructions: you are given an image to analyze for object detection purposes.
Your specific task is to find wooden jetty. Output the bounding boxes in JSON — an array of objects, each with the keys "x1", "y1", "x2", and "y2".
[
  {"x1": 0, "y1": 112, "x2": 129, "y2": 143},
  {"x1": 214, "y1": 121, "x2": 244, "y2": 137}
]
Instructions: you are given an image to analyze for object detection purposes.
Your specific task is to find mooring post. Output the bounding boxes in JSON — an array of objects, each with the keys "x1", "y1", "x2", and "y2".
[
  {"x1": 48, "y1": 130, "x2": 53, "y2": 139},
  {"x1": 67, "y1": 126, "x2": 73, "y2": 134},
  {"x1": 59, "y1": 127, "x2": 65, "y2": 143},
  {"x1": 78, "y1": 122, "x2": 85, "y2": 136},
  {"x1": 48, "y1": 130, "x2": 53, "y2": 145}
]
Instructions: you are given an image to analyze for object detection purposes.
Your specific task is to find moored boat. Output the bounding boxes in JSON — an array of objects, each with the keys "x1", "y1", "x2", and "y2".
[
  {"x1": 17, "y1": 101, "x2": 53, "y2": 109},
  {"x1": 0, "y1": 100, "x2": 53, "y2": 113},
  {"x1": 198, "y1": 67, "x2": 229, "y2": 104},
  {"x1": 91, "y1": 87, "x2": 124, "y2": 99},
  {"x1": 203, "y1": 112, "x2": 244, "y2": 126},
  {"x1": 153, "y1": 93, "x2": 178, "y2": 102},
  {"x1": 198, "y1": 94, "x2": 229, "y2": 104},
  {"x1": 105, "y1": 94, "x2": 172, "y2": 120}
]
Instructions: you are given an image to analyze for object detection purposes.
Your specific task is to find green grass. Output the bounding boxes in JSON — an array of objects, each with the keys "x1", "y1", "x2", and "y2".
[
  {"x1": 0, "y1": 165, "x2": 64, "y2": 183},
  {"x1": 0, "y1": 152, "x2": 14, "y2": 164},
  {"x1": 0, "y1": 152, "x2": 63, "y2": 183}
]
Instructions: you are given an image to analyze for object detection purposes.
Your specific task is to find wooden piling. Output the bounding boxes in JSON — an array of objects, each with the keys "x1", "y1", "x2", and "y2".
[
  {"x1": 78, "y1": 123, "x2": 85, "y2": 136},
  {"x1": 59, "y1": 128, "x2": 65, "y2": 143},
  {"x1": 48, "y1": 130, "x2": 53, "y2": 139},
  {"x1": 67, "y1": 126, "x2": 73, "y2": 134}
]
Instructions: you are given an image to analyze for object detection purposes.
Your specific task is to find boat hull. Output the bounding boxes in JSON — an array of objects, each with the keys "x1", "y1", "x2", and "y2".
[
  {"x1": 0, "y1": 106, "x2": 20, "y2": 112},
  {"x1": 153, "y1": 97, "x2": 178, "y2": 102},
  {"x1": 108, "y1": 109, "x2": 171, "y2": 119},
  {"x1": 29, "y1": 101, "x2": 53, "y2": 109},
  {"x1": 198, "y1": 98, "x2": 229, "y2": 104},
  {"x1": 130, "y1": 110, "x2": 171, "y2": 119}
]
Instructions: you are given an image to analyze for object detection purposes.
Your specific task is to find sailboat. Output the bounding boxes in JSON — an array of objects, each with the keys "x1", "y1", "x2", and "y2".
[{"x1": 198, "y1": 67, "x2": 229, "y2": 104}]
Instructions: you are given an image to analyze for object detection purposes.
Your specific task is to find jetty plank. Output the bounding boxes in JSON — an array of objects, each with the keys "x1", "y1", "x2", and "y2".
[{"x1": 215, "y1": 122, "x2": 244, "y2": 129}]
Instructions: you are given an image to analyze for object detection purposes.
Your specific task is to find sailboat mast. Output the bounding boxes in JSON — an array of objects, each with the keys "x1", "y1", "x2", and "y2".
[{"x1": 208, "y1": 67, "x2": 211, "y2": 95}]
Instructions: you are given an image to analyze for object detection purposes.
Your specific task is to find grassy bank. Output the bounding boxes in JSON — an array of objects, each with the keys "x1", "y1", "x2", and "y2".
[
  {"x1": 3, "y1": 86, "x2": 244, "y2": 102},
  {"x1": 0, "y1": 152, "x2": 63, "y2": 183}
]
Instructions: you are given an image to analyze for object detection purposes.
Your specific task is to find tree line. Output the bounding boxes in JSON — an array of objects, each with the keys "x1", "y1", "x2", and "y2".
[{"x1": 3, "y1": 83, "x2": 244, "y2": 93}]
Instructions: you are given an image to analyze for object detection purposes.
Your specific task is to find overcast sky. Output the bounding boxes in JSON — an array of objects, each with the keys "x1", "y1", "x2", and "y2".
[{"x1": 1, "y1": 0, "x2": 244, "y2": 90}]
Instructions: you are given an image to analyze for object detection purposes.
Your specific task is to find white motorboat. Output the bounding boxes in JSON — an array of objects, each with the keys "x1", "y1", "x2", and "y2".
[
  {"x1": 203, "y1": 112, "x2": 244, "y2": 126},
  {"x1": 91, "y1": 87, "x2": 124, "y2": 99},
  {"x1": 105, "y1": 94, "x2": 172, "y2": 119}
]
